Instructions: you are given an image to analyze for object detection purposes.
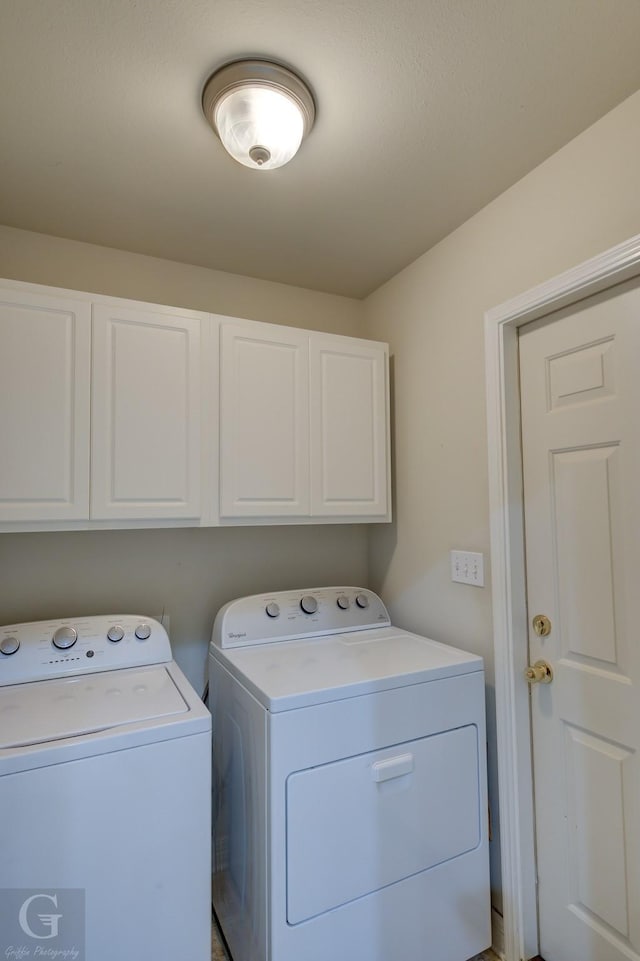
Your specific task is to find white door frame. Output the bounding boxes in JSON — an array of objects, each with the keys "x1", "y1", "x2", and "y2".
[{"x1": 484, "y1": 232, "x2": 640, "y2": 961}]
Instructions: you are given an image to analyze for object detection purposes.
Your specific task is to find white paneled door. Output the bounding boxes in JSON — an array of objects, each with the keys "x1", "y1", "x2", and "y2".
[
  {"x1": 0, "y1": 287, "x2": 91, "y2": 521},
  {"x1": 519, "y1": 282, "x2": 640, "y2": 961}
]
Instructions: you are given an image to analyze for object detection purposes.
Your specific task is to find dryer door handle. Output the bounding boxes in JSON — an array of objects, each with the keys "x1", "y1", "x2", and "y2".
[{"x1": 371, "y1": 753, "x2": 414, "y2": 782}]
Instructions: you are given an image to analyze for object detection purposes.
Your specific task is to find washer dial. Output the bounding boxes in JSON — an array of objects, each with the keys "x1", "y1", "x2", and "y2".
[
  {"x1": 135, "y1": 623, "x2": 151, "y2": 641},
  {"x1": 337, "y1": 595, "x2": 350, "y2": 610},
  {"x1": 107, "y1": 625, "x2": 125, "y2": 643},
  {"x1": 355, "y1": 593, "x2": 370, "y2": 609},
  {"x1": 300, "y1": 595, "x2": 318, "y2": 615},
  {"x1": 53, "y1": 626, "x2": 78, "y2": 650},
  {"x1": 265, "y1": 602, "x2": 280, "y2": 619},
  {"x1": 0, "y1": 636, "x2": 19, "y2": 656}
]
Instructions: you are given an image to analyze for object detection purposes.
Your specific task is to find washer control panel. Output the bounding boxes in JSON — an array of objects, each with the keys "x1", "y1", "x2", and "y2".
[
  {"x1": 0, "y1": 616, "x2": 171, "y2": 686},
  {"x1": 213, "y1": 587, "x2": 390, "y2": 649}
]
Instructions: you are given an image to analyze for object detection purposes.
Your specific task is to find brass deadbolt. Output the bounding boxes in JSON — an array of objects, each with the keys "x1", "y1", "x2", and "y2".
[{"x1": 532, "y1": 614, "x2": 552, "y2": 637}]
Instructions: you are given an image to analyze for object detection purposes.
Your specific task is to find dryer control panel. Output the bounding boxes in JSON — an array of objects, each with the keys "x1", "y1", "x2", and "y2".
[
  {"x1": 213, "y1": 587, "x2": 391, "y2": 649},
  {"x1": 0, "y1": 615, "x2": 172, "y2": 686}
]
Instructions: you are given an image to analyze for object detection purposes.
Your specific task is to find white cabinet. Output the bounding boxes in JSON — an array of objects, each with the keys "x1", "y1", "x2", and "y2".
[
  {"x1": 219, "y1": 321, "x2": 389, "y2": 521},
  {"x1": 0, "y1": 286, "x2": 91, "y2": 522},
  {"x1": 0, "y1": 279, "x2": 390, "y2": 530},
  {"x1": 310, "y1": 334, "x2": 388, "y2": 517},
  {"x1": 91, "y1": 305, "x2": 201, "y2": 520},
  {"x1": 219, "y1": 322, "x2": 310, "y2": 517}
]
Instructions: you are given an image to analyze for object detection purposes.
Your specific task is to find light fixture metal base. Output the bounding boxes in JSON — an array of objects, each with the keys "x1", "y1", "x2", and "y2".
[{"x1": 202, "y1": 59, "x2": 316, "y2": 142}]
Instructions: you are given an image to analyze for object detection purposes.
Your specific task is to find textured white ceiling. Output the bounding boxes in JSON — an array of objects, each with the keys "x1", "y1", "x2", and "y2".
[{"x1": 2, "y1": 0, "x2": 640, "y2": 297}]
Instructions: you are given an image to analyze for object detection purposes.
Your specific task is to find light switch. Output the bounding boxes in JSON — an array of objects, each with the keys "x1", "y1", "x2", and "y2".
[{"x1": 450, "y1": 551, "x2": 484, "y2": 587}]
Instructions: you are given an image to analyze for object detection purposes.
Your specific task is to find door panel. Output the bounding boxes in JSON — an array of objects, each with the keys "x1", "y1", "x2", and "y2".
[
  {"x1": 553, "y1": 446, "x2": 619, "y2": 663},
  {"x1": 519, "y1": 281, "x2": 640, "y2": 961},
  {"x1": 565, "y1": 726, "x2": 630, "y2": 937}
]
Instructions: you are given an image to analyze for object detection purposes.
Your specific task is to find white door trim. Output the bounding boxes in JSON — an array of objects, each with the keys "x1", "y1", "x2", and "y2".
[{"x1": 484, "y1": 232, "x2": 640, "y2": 961}]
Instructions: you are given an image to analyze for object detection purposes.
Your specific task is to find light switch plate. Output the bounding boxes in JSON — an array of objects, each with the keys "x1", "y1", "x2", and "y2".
[{"x1": 450, "y1": 550, "x2": 484, "y2": 587}]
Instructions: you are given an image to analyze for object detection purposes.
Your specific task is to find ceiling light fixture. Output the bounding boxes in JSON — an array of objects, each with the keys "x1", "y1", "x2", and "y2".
[{"x1": 202, "y1": 59, "x2": 316, "y2": 171}]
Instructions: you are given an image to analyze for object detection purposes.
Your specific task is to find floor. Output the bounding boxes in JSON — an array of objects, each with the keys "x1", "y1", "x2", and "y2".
[
  {"x1": 211, "y1": 916, "x2": 500, "y2": 960},
  {"x1": 211, "y1": 916, "x2": 228, "y2": 961}
]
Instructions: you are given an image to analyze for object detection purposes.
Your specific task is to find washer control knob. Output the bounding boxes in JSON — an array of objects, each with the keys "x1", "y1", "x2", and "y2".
[
  {"x1": 337, "y1": 595, "x2": 350, "y2": 610},
  {"x1": 107, "y1": 625, "x2": 125, "y2": 643},
  {"x1": 355, "y1": 593, "x2": 370, "y2": 610},
  {"x1": 135, "y1": 623, "x2": 151, "y2": 641},
  {"x1": 300, "y1": 595, "x2": 318, "y2": 615},
  {"x1": 0, "y1": 636, "x2": 19, "y2": 656},
  {"x1": 265, "y1": 602, "x2": 280, "y2": 619},
  {"x1": 53, "y1": 626, "x2": 78, "y2": 650}
]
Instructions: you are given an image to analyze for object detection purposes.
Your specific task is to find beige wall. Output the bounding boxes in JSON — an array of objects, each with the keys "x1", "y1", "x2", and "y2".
[
  {"x1": 0, "y1": 224, "x2": 366, "y2": 336},
  {"x1": 0, "y1": 229, "x2": 368, "y2": 691},
  {"x1": 0, "y1": 525, "x2": 368, "y2": 693},
  {"x1": 364, "y1": 88, "x2": 640, "y2": 912}
]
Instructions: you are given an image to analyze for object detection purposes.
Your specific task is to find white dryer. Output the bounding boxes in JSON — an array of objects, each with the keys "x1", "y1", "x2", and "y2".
[
  {"x1": 0, "y1": 615, "x2": 211, "y2": 961},
  {"x1": 209, "y1": 586, "x2": 491, "y2": 961}
]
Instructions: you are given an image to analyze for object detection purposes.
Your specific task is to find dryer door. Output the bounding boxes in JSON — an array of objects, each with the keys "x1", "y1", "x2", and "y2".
[{"x1": 286, "y1": 724, "x2": 480, "y2": 924}]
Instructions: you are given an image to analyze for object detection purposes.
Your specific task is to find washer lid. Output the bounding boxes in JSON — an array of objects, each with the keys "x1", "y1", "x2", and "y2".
[
  {"x1": 211, "y1": 626, "x2": 483, "y2": 712},
  {"x1": 0, "y1": 665, "x2": 189, "y2": 749}
]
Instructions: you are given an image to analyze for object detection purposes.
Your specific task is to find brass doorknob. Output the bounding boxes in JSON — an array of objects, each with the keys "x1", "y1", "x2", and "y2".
[{"x1": 525, "y1": 660, "x2": 554, "y2": 684}]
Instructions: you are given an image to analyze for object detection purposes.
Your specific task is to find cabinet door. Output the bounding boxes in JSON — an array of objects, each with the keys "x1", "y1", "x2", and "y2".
[
  {"x1": 0, "y1": 287, "x2": 90, "y2": 521},
  {"x1": 91, "y1": 305, "x2": 201, "y2": 520},
  {"x1": 310, "y1": 335, "x2": 389, "y2": 517},
  {"x1": 219, "y1": 322, "x2": 310, "y2": 517}
]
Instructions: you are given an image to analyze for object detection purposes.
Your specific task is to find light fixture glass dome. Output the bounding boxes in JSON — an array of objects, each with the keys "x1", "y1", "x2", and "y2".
[
  {"x1": 202, "y1": 60, "x2": 315, "y2": 171},
  {"x1": 214, "y1": 86, "x2": 304, "y2": 170}
]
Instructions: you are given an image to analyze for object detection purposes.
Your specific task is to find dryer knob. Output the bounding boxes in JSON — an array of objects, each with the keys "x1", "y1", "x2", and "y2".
[
  {"x1": 265, "y1": 602, "x2": 280, "y2": 619},
  {"x1": 300, "y1": 595, "x2": 318, "y2": 615},
  {"x1": 336, "y1": 595, "x2": 350, "y2": 610},
  {"x1": 135, "y1": 623, "x2": 151, "y2": 641},
  {"x1": 355, "y1": 593, "x2": 370, "y2": 609},
  {"x1": 0, "y1": 636, "x2": 19, "y2": 656},
  {"x1": 107, "y1": 625, "x2": 125, "y2": 643},
  {"x1": 53, "y1": 626, "x2": 78, "y2": 650}
]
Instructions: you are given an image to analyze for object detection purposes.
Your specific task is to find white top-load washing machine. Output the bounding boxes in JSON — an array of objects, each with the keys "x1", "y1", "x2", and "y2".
[
  {"x1": 209, "y1": 586, "x2": 491, "y2": 961},
  {"x1": 0, "y1": 615, "x2": 211, "y2": 961}
]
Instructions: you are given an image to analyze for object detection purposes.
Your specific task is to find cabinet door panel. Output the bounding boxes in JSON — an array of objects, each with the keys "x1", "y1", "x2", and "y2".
[
  {"x1": 220, "y1": 323, "x2": 309, "y2": 517},
  {"x1": 310, "y1": 336, "x2": 389, "y2": 516},
  {"x1": 0, "y1": 288, "x2": 90, "y2": 521},
  {"x1": 91, "y1": 306, "x2": 201, "y2": 519}
]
